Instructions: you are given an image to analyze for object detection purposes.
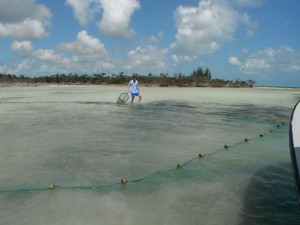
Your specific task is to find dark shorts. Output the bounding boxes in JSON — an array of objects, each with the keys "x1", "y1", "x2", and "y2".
[{"x1": 131, "y1": 91, "x2": 140, "y2": 97}]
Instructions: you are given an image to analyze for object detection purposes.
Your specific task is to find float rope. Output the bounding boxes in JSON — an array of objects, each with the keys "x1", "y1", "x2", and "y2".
[{"x1": 0, "y1": 122, "x2": 287, "y2": 193}]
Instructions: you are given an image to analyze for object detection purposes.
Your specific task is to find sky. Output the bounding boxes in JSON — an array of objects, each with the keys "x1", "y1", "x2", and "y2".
[{"x1": 0, "y1": 0, "x2": 300, "y2": 87}]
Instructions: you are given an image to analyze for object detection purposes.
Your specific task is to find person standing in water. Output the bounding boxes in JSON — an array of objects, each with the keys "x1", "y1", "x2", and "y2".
[{"x1": 128, "y1": 75, "x2": 142, "y2": 103}]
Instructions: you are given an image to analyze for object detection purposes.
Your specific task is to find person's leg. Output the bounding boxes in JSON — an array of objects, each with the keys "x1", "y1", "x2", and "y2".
[
  {"x1": 138, "y1": 93, "x2": 142, "y2": 102},
  {"x1": 131, "y1": 95, "x2": 135, "y2": 103}
]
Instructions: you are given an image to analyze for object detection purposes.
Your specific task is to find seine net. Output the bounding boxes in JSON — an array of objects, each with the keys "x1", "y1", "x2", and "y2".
[{"x1": 117, "y1": 93, "x2": 129, "y2": 104}]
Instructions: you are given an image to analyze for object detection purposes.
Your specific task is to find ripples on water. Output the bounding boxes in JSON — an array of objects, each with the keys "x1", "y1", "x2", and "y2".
[{"x1": 0, "y1": 86, "x2": 299, "y2": 225}]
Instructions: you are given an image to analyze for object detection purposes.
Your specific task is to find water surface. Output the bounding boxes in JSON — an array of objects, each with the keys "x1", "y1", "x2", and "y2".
[{"x1": 0, "y1": 86, "x2": 299, "y2": 225}]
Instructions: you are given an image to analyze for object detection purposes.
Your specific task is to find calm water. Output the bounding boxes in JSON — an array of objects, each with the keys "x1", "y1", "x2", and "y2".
[{"x1": 0, "y1": 86, "x2": 300, "y2": 225}]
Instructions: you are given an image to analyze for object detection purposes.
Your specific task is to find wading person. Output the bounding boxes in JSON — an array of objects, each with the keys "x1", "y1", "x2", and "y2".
[{"x1": 128, "y1": 75, "x2": 142, "y2": 103}]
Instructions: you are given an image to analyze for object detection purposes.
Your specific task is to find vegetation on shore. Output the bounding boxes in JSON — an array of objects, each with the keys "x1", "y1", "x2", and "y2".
[{"x1": 0, "y1": 67, "x2": 256, "y2": 88}]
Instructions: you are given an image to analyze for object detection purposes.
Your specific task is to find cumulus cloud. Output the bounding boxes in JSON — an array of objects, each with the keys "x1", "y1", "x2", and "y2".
[
  {"x1": 0, "y1": 0, "x2": 51, "y2": 39},
  {"x1": 231, "y1": 46, "x2": 300, "y2": 74},
  {"x1": 228, "y1": 56, "x2": 241, "y2": 65},
  {"x1": 140, "y1": 31, "x2": 164, "y2": 43},
  {"x1": 11, "y1": 41, "x2": 34, "y2": 57},
  {"x1": 5, "y1": 30, "x2": 169, "y2": 75},
  {"x1": 57, "y1": 32, "x2": 168, "y2": 72},
  {"x1": 241, "y1": 58, "x2": 270, "y2": 74},
  {"x1": 5, "y1": 32, "x2": 111, "y2": 75},
  {"x1": 0, "y1": 19, "x2": 49, "y2": 40},
  {"x1": 59, "y1": 30, "x2": 115, "y2": 70},
  {"x1": 97, "y1": 0, "x2": 140, "y2": 38},
  {"x1": 171, "y1": 1, "x2": 238, "y2": 61},
  {"x1": 9, "y1": 59, "x2": 36, "y2": 75},
  {"x1": 123, "y1": 45, "x2": 168, "y2": 71},
  {"x1": 172, "y1": 55, "x2": 195, "y2": 65},
  {"x1": 33, "y1": 49, "x2": 71, "y2": 67},
  {"x1": 10, "y1": 41, "x2": 71, "y2": 73},
  {"x1": 171, "y1": 0, "x2": 257, "y2": 64},
  {"x1": 66, "y1": 0, "x2": 100, "y2": 25},
  {"x1": 240, "y1": 13, "x2": 259, "y2": 36},
  {"x1": 66, "y1": 0, "x2": 140, "y2": 38}
]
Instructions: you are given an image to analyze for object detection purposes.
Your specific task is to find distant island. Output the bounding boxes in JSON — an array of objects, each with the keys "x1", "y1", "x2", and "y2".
[{"x1": 0, "y1": 67, "x2": 256, "y2": 88}]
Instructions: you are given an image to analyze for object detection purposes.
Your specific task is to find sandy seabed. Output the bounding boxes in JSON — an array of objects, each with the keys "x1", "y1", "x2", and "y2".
[{"x1": 0, "y1": 86, "x2": 299, "y2": 225}]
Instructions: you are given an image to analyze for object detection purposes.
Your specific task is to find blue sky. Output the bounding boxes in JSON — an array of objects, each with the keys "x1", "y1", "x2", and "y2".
[{"x1": 0, "y1": 0, "x2": 299, "y2": 87}]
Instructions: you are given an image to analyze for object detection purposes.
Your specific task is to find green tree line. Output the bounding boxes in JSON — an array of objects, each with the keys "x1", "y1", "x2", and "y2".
[{"x1": 0, "y1": 67, "x2": 256, "y2": 88}]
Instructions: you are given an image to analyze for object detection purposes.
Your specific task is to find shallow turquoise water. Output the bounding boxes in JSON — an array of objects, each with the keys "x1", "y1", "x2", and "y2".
[{"x1": 0, "y1": 86, "x2": 299, "y2": 225}]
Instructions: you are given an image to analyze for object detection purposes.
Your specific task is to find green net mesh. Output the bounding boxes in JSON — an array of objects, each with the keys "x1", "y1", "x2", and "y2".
[{"x1": 116, "y1": 93, "x2": 129, "y2": 103}]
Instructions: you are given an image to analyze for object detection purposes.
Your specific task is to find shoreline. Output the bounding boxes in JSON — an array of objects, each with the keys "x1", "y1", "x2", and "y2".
[
  {"x1": 0, "y1": 82, "x2": 299, "y2": 90},
  {"x1": 0, "y1": 82, "x2": 125, "y2": 88}
]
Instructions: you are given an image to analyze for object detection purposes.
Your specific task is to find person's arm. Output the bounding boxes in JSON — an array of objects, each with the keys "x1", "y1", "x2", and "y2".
[{"x1": 128, "y1": 81, "x2": 131, "y2": 92}]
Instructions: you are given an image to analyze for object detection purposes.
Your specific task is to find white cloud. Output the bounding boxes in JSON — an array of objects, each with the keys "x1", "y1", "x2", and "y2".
[
  {"x1": 241, "y1": 58, "x2": 270, "y2": 74},
  {"x1": 228, "y1": 56, "x2": 241, "y2": 65},
  {"x1": 140, "y1": 31, "x2": 164, "y2": 43},
  {"x1": 0, "y1": 0, "x2": 51, "y2": 39},
  {"x1": 123, "y1": 45, "x2": 168, "y2": 71},
  {"x1": 11, "y1": 41, "x2": 33, "y2": 57},
  {"x1": 242, "y1": 48, "x2": 249, "y2": 54},
  {"x1": 58, "y1": 32, "x2": 168, "y2": 72},
  {"x1": 66, "y1": 0, "x2": 140, "y2": 38},
  {"x1": 97, "y1": 0, "x2": 140, "y2": 38},
  {"x1": 171, "y1": 1, "x2": 238, "y2": 61},
  {"x1": 59, "y1": 30, "x2": 115, "y2": 70},
  {"x1": 60, "y1": 30, "x2": 106, "y2": 54},
  {"x1": 240, "y1": 13, "x2": 259, "y2": 36},
  {"x1": 238, "y1": 46, "x2": 300, "y2": 74},
  {"x1": 10, "y1": 59, "x2": 36, "y2": 75},
  {"x1": 171, "y1": 0, "x2": 257, "y2": 64},
  {"x1": 5, "y1": 30, "x2": 169, "y2": 75},
  {"x1": 33, "y1": 49, "x2": 71, "y2": 67},
  {"x1": 172, "y1": 54, "x2": 195, "y2": 65},
  {"x1": 9, "y1": 41, "x2": 71, "y2": 74},
  {"x1": 2, "y1": 59, "x2": 37, "y2": 75},
  {"x1": 0, "y1": 0, "x2": 51, "y2": 23},
  {"x1": 66, "y1": 0, "x2": 100, "y2": 25},
  {"x1": 0, "y1": 18, "x2": 49, "y2": 40}
]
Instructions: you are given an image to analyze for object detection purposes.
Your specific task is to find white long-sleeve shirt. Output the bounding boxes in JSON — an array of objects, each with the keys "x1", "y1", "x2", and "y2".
[{"x1": 128, "y1": 80, "x2": 139, "y2": 94}]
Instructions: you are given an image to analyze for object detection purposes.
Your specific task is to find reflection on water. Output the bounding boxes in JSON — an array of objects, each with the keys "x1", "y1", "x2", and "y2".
[{"x1": 0, "y1": 86, "x2": 299, "y2": 225}]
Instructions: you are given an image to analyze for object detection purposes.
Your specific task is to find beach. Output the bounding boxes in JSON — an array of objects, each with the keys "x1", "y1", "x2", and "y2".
[{"x1": 0, "y1": 86, "x2": 299, "y2": 225}]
